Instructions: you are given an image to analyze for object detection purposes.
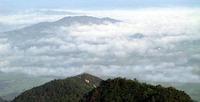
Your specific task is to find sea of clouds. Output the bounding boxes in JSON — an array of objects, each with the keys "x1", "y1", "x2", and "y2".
[{"x1": 0, "y1": 8, "x2": 200, "y2": 83}]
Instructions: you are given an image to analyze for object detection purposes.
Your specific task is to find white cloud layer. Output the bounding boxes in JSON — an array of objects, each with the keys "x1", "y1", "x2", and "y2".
[
  {"x1": 0, "y1": 8, "x2": 200, "y2": 83},
  {"x1": 0, "y1": 9, "x2": 82, "y2": 32}
]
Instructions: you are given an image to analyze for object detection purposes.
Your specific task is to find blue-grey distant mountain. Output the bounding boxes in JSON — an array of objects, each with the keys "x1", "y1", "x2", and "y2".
[
  {"x1": 23, "y1": 16, "x2": 119, "y2": 31},
  {"x1": 0, "y1": 16, "x2": 120, "y2": 48},
  {"x1": 56, "y1": 16, "x2": 119, "y2": 25},
  {"x1": 1, "y1": 16, "x2": 119, "y2": 39}
]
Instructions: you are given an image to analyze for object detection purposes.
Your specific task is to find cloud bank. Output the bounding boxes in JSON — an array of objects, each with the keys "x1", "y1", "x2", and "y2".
[
  {"x1": 0, "y1": 9, "x2": 82, "y2": 32},
  {"x1": 0, "y1": 8, "x2": 200, "y2": 83}
]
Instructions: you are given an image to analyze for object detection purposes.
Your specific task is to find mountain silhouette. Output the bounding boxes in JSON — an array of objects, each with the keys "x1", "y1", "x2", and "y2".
[{"x1": 12, "y1": 74, "x2": 193, "y2": 102}]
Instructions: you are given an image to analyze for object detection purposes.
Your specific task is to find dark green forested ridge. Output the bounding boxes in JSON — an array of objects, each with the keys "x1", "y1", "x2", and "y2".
[
  {"x1": 12, "y1": 73, "x2": 194, "y2": 102},
  {"x1": 12, "y1": 73, "x2": 102, "y2": 102},
  {"x1": 82, "y1": 78, "x2": 193, "y2": 102}
]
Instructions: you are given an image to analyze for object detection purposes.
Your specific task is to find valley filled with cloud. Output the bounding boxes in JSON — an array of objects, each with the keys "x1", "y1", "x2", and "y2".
[{"x1": 0, "y1": 8, "x2": 200, "y2": 83}]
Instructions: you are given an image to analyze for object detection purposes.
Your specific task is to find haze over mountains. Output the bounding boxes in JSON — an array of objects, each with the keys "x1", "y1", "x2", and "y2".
[
  {"x1": 2, "y1": 16, "x2": 119, "y2": 41},
  {"x1": 0, "y1": 9, "x2": 200, "y2": 101},
  {"x1": 0, "y1": 0, "x2": 200, "y2": 101},
  {"x1": 0, "y1": 9, "x2": 200, "y2": 82},
  {"x1": 0, "y1": 97, "x2": 6, "y2": 102},
  {"x1": 0, "y1": 16, "x2": 119, "y2": 100}
]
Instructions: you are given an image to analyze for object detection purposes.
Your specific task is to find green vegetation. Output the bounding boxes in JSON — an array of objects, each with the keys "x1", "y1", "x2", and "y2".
[
  {"x1": 12, "y1": 73, "x2": 102, "y2": 102},
  {"x1": 83, "y1": 78, "x2": 193, "y2": 102},
  {"x1": 11, "y1": 74, "x2": 194, "y2": 102},
  {"x1": 150, "y1": 82, "x2": 200, "y2": 102}
]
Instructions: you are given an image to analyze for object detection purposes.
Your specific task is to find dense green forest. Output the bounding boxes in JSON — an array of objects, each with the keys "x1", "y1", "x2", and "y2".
[
  {"x1": 83, "y1": 78, "x2": 193, "y2": 102},
  {"x1": 12, "y1": 73, "x2": 102, "y2": 102},
  {"x1": 12, "y1": 74, "x2": 193, "y2": 102}
]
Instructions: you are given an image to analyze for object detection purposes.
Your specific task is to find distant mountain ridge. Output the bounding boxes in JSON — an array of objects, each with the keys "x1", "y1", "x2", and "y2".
[
  {"x1": 20, "y1": 16, "x2": 120, "y2": 31},
  {"x1": 55, "y1": 16, "x2": 120, "y2": 25},
  {"x1": 1, "y1": 16, "x2": 120, "y2": 42},
  {"x1": 12, "y1": 73, "x2": 193, "y2": 102}
]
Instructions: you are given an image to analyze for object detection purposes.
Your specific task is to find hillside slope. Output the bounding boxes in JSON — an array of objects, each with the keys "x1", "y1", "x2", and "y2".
[
  {"x1": 12, "y1": 74, "x2": 194, "y2": 102},
  {"x1": 12, "y1": 73, "x2": 102, "y2": 102},
  {"x1": 82, "y1": 78, "x2": 193, "y2": 102}
]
